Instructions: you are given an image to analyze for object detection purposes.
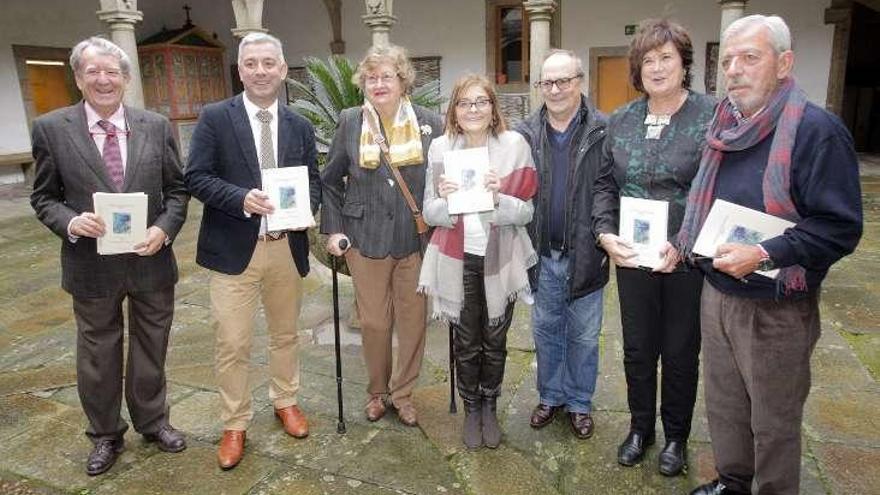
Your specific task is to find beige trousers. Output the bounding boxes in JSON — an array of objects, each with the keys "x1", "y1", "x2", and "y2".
[
  {"x1": 345, "y1": 248, "x2": 426, "y2": 407},
  {"x1": 211, "y1": 238, "x2": 303, "y2": 430}
]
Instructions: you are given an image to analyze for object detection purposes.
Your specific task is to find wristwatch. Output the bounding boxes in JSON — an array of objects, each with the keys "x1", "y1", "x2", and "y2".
[{"x1": 756, "y1": 244, "x2": 775, "y2": 272}]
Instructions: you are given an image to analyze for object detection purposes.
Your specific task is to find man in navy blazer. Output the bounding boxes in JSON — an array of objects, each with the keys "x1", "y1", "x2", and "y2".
[{"x1": 185, "y1": 32, "x2": 320, "y2": 470}]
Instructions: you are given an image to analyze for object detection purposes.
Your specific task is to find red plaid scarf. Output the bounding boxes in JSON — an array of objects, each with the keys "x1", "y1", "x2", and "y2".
[{"x1": 678, "y1": 77, "x2": 807, "y2": 292}]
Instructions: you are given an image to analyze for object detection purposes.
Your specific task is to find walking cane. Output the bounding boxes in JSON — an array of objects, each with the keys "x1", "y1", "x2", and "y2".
[
  {"x1": 332, "y1": 238, "x2": 349, "y2": 434},
  {"x1": 448, "y1": 322, "x2": 457, "y2": 414}
]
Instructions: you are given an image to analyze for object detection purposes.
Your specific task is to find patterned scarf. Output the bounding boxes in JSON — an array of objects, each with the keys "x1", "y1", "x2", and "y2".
[
  {"x1": 359, "y1": 96, "x2": 423, "y2": 169},
  {"x1": 418, "y1": 133, "x2": 538, "y2": 324},
  {"x1": 678, "y1": 77, "x2": 807, "y2": 292}
]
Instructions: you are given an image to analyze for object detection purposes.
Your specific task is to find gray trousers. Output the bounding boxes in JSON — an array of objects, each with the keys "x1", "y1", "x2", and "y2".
[
  {"x1": 701, "y1": 281, "x2": 820, "y2": 495},
  {"x1": 73, "y1": 287, "x2": 175, "y2": 443}
]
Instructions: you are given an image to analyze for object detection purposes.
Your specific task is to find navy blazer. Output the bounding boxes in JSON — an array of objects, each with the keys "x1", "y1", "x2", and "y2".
[{"x1": 185, "y1": 94, "x2": 321, "y2": 276}]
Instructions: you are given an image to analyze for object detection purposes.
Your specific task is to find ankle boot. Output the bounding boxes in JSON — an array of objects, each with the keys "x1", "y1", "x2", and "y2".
[
  {"x1": 481, "y1": 396, "x2": 501, "y2": 448},
  {"x1": 462, "y1": 398, "x2": 483, "y2": 449}
]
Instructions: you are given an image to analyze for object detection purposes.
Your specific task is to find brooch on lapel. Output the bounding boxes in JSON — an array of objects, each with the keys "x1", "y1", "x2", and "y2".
[{"x1": 420, "y1": 125, "x2": 433, "y2": 136}]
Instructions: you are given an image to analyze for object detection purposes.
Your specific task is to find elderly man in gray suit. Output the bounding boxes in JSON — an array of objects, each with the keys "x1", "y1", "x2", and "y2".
[{"x1": 30, "y1": 37, "x2": 189, "y2": 476}]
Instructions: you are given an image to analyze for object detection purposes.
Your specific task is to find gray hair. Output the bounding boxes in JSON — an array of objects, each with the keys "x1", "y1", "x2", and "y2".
[
  {"x1": 542, "y1": 49, "x2": 585, "y2": 77},
  {"x1": 237, "y1": 32, "x2": 286, "y2": 65},
  {"x1": 722, "y1": 14, "x2": 792, "y2": 54},
  {"x1": 69, "y1": 37, "x2": 131, "y2": 75}
]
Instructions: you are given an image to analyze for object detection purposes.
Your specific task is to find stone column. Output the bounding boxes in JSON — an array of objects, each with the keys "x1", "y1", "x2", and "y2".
[
  {"x1": 362, "y1": 0, "x2": 396, "y2": 48},
  {"x1": 231, "y1": 0, "x2": 268, "y2": 38},
  {"x1": 824, "y1": 6, "x2": 852, "y2": 116},
  {"x1": 96, "y1": 0, "x2": 144, "y2": 108},
  {"x1": 715, "y1": 0, "x2": 749, "y2": 97},
  {"x1": 323, "y1": 0, "x2": 346, "y2": 54},
  {"x1": 524, "y1": 0, "x2": 557, "y2": 110}
]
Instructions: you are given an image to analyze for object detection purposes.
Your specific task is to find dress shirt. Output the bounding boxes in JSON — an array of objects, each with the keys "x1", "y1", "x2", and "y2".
[
  {"x1": 85, "y1": 102, "x2": 128, "y2": 172},
  {"x1": 68, "y1": 103, "x2": 128, "y2": 241},
  {"x1": 241, "y1": 94, "x2": 279, "y2": 168},
  {"x1": 241, "y1": 95, "x2": 279, "y2": 232}
]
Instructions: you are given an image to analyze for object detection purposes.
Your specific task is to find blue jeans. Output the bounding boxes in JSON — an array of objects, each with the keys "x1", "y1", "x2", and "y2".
[{"x1": 532, "y1": 252, "x2": 603, "y2": 414}]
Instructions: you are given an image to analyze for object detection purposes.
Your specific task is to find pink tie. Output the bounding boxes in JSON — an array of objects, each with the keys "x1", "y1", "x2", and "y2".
[{"x1": 97, "y1": 120, "x2": 124, "y2": 191}]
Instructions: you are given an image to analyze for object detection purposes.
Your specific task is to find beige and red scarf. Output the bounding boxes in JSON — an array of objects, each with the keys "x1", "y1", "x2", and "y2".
[{"x1": 418, "y1": 132, "x2": 538, "y2": 324}]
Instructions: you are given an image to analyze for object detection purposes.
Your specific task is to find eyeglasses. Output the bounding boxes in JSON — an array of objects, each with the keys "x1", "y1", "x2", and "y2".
[
  {"x1": 534, "y1": 74, "x2": 583, "y2": 92},
  {"x1": 455, "y1": 98, "x2": 492, "y2": 111},
  {"x1": 82, "y1": 68, "x2": 124, "y2": 80},
  {"x1": 365, "y1": 73, "x2": 399, "y2": 86}
]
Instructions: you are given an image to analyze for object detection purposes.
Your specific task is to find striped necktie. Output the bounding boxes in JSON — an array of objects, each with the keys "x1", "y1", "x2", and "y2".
[
  {"x1": 97, "y1": 120, "x2": 124, "y2": 191},
  {"x1": 256, "y1": 109, "x2": 275, "y2": 169},
  {"x1": 256, "y1": 109, "x2": 284, "y2": 239}
]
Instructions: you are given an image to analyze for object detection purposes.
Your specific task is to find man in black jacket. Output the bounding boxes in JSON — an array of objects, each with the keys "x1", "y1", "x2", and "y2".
[{"x1": 516, "y1": 49, "x2": 608, "y2": 439}]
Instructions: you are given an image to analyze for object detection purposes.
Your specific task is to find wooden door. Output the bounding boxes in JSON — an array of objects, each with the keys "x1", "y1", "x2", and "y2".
[
  {"x1": 26, "y1": 64, "x2": 73, "y2": 116},
  {"x1": 596, "y1": 56, "x2": 640, "y2": 115}
]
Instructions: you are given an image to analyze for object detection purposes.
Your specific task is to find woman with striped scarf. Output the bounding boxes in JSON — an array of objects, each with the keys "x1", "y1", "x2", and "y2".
[{"x1": 418, "y1": 74, "x2": 538, "y2": 449}]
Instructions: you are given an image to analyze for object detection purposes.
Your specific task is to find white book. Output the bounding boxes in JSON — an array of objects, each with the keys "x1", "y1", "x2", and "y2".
[
  {"x1": 262, "y1": 166, "x2": 314, "y2": 232},
  {"x1": 93, "y1": 192, "x2": 148, "y2": 255},
  {"x1": 693, "y1": 199, "x2": 795, "y2": 279},
  {"x1": 619, "y1": 196, "x2": 669, "y2": 269},
  {"x1": 443, "y1": 147, "x2": 495, "y2": 215}
]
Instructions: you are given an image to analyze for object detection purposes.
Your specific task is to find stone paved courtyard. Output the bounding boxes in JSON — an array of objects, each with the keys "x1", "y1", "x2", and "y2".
[{"x1": 0, "y1": 157, "x2": 878, "y2": 494}]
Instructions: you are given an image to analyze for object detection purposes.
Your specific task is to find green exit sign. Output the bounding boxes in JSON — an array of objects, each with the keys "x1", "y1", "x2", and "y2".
[{"x1": 625, "y1": 24, "x2": 637, "y2": 35}]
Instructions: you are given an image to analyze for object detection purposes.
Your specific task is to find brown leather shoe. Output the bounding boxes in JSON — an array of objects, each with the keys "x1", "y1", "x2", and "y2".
[
  {"x1": 395, "y1": 403, "x2": 418, "y2": 427},
  {"x1": 275, "y1": 405, "x2": 309, "y2": 438},
  {"x1": 217, "y1": 430, "x2": 246, "y2": 470},
  {"x1": 365, "y1": 396, "x2": 387, "y2": 422},
  {"x1": 570, "y1": 412, "x2": 594, "y2": 439},
  {"x1": 529, "y1": 403, "x2": 560, "y2": 429}
]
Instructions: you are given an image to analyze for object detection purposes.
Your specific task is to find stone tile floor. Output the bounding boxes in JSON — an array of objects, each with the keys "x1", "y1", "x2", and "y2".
[{"x1": 0, "y1": 160, "x2": 877, "y2": 494}]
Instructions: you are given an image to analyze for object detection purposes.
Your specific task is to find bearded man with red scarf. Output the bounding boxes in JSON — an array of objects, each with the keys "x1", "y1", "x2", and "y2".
[{"x1": 679, "y1": 15, "x2": 863, "y2": 495}]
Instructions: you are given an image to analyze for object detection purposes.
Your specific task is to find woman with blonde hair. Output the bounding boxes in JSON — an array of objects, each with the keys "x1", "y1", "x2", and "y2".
[
  {"x1": 321, "y1": 44, "x2": 443, "y2": 427},
  {"x1": 419, "y1": 74, "x2": 537, "y2": 449}
]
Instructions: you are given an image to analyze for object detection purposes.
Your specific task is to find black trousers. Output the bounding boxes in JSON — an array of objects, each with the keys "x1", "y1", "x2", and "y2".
[
  {"x1": 73, "y1": 287, "x2": 175, "y2": 443},
  {"x1": 452, "y1": 253, "x2": 514, "y2": 403},
  {"x1": 616, "y1": 267, "x2": 702, "y2": 440}
]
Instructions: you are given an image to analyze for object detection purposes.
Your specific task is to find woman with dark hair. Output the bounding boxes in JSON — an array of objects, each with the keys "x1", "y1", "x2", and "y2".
[
  {"x1": 592, "y1": 18, "x2": 716, "y2": 476},
  {"x1": 321, "y1": 44, "x2": 443, "y2": 427},
  {"x1": 418, "y1": 74, "x2": 537, "y2": 449}
]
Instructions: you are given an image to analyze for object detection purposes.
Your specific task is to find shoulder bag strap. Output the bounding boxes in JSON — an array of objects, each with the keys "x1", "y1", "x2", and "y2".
[{"x1": 362, "y1": 106, "x2": 425, "y2": 223}]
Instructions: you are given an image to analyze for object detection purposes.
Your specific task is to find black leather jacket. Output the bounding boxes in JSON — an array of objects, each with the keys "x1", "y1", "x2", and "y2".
[{"x1": 516, "y1": 96, "x2": 609, "y2": 300}]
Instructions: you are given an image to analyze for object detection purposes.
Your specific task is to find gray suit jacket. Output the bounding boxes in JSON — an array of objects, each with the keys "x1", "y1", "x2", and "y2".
[
  {"x1": 30, "y1": 102, "x2": 189, "y2": 298},
  {"x1": 320, "y1": 105, "x2": 443, "y2": 258}
]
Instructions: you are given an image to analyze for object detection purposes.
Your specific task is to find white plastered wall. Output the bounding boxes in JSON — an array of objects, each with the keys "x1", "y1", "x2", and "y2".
[{"x1": 0, "y1": 0, "x2": 836, "y2": 181}]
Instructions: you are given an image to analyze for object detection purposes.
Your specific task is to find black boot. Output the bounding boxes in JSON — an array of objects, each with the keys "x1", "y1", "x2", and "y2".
[
  {"x1": 462, "y1": 398, "x2": 482, "y2": 449},
  {"x1": 481, "y1": 396, "x2": 501, "y2": 448}
]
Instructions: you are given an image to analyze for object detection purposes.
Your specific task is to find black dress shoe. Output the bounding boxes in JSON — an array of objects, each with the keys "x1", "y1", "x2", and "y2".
[
  {"x1": 658, "y1": 439, "x2": 687, "y2": 476},
  {"x1": 690, "y1": 479, "x2": 749, "y2": 495},
  {"x1": 144, "y1": 425, "x2": 187, "y2": 453},
  {"x1": 617, "y1": 430, "x2": 655, "y2": 466},
  {"x1": 86, "y1": 439, "x2": 124, "y2": 476},
  {"x1": 529, "y1": 404, "x2": 560, "y2": 429},
  {"x1": 569, "y1": 412, "x2": 594, "y2": 439}
]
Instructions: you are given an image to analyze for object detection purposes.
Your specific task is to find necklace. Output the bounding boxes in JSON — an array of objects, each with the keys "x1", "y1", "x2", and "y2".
[
  {"x1": 644, "y1": 113, "x2": 671, "y2": 140},
  {"x1": 644, "y1": 90, "x2": 687, "y2": 140}
]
